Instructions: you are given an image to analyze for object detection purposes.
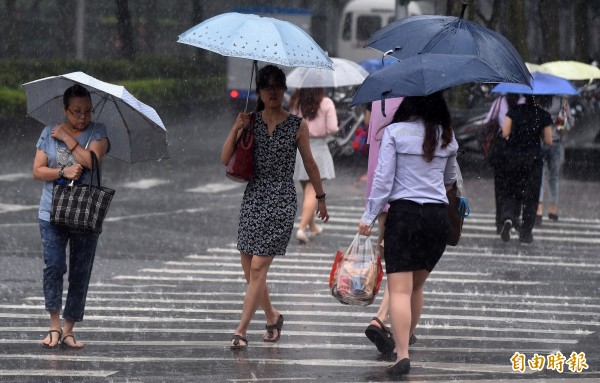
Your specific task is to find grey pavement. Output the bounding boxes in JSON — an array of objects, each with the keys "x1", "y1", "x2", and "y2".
[{"x1": 0, "y1": 103, "x2": 599, "y2": 382}]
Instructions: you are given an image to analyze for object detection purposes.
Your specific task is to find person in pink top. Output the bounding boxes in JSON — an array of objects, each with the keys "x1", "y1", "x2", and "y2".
[
  {"x1": 363, "y1": 97, "x2": 421, "y2": 356},
  {"x1": 290, "y1": 88, "x2": 339, "y2": 242}
]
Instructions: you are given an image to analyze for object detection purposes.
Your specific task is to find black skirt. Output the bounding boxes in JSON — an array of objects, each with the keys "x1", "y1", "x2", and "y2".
[{"x1": 384, "y1": 199, "x2": 450, "y2": 273}]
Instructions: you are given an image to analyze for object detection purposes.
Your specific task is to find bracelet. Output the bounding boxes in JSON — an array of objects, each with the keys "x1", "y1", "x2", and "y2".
[
  {"x1": 315, "y1": 193, "x2": 326, "y2": 200},
  {"x1": 69, "y1": 141, "x2": 79, "y2": 152}
]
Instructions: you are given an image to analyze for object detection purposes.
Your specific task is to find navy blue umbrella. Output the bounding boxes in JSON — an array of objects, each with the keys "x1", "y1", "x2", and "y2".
[
  {"x1": 368, "y1": 14, "x2": 531, "y2": 87},
  {"x1": 351, "y1": 53, "x2": 511, "y2": 106}
]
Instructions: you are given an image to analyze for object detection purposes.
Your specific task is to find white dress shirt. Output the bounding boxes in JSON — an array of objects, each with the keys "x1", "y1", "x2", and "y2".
[{"x1": 360, "y1": 120, "x2": 459, "y2": 227}]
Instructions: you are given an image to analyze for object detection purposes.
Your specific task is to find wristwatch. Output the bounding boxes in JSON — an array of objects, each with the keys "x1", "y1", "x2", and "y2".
[
  {"x1": 315, "y1": 193, "x2": 326, "y2": 201},
  {"x1": 59, "y1": 166, "x2": 65, "y2": 178}
]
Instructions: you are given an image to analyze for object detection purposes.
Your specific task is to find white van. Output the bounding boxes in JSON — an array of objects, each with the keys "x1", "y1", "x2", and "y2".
[{"x1": 337, "y1": 0, "x2": 435, "y2": 63}]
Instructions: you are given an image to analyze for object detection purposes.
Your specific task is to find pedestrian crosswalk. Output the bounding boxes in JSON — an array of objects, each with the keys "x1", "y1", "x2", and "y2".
[{"x1": 0, "y1": 203, "x2": 598, "y2": 382}]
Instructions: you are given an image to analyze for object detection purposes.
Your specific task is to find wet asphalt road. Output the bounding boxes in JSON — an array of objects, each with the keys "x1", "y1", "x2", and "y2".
[{"x1": 0, "y1": 100, "x2": 599, "y2": 382}]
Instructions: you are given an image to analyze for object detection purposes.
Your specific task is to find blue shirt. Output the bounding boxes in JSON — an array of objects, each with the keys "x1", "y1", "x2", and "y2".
[
  {"x1": 36, "y1": 122, "x2": 109, "y2": 221},
  {"x1": 360, "y1": 120, "x2": 458, "y2": 226}
]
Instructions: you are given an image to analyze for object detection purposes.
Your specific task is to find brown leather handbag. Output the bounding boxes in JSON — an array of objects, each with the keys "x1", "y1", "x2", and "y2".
[{"x1": 226, "y1": 113, "x2": 255, "y2": 182}]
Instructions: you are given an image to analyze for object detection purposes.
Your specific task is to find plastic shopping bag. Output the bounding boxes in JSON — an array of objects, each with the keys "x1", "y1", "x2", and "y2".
[{"x1": 329, "y1": 234, "x2": 384, "y2": 306}]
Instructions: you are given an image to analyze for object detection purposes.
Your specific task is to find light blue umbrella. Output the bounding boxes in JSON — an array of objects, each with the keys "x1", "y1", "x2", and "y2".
[
  {"x1": 177, "y1": 12, "x2": 332, "y2": 70},
  {"x1": 178, "y1": 12, "x2": 332, "y2": 110},
  {"x1": 491, "y1": 71, "x2": 578, "y2": 95}
]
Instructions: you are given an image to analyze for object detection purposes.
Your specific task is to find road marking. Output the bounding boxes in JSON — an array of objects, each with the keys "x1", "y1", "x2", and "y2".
[
  {"x1": 104, "y1": 207, "x2": 208, "y2": 222},
  {"x1": 2, "y1": 305, "x2": 595, "y2": 326},
  {"x1": 0, "y1": 370, "x2": 118, "y2": 377},
  {"x1": 0, "y1": 202, "x2": 38, "y2": 214},
  {"x1": 22, "y1": 295, "x2": 599, "y2": 317},
  {"x1": 186, "y1": 183, "x2": 243, "y2": 193},
  {"x1": 0, "y1": 173, "x2": 30, "y2": 182},
  {"x1": 1, "y1": 323, "x2": 592, "y2": 336},
  {"x1": 121, "y1": 178, "x2": 169, "y2": 189},
  {"x1": 111, "y1": 274, "x2": 544, "y2": 285}
]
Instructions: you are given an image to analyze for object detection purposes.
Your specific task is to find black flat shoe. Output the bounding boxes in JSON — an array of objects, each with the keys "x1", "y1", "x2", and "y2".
[
  {"x1": 548, "y1": 213, "x2": 558, "y2": 222},
  {"x1": 365, "y1": 317, "x2": 395, "y2": 354},
  {"x1": 387, "y1": 358, "x2": 410, "y2": 377},
  {"x1": 500, "y1": 219, "x2": 512, "y2": 242}
]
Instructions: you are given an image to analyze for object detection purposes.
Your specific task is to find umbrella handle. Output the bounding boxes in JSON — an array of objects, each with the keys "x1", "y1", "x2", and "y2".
[
  {"x1": 245, "y1": 60, "x2": 258, "y2": 113},
  {"x1": 460, "y1": 0, "x2": 468, "y2": 18}
]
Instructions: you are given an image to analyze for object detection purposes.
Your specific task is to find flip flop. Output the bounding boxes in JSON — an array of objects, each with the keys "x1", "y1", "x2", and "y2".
[
  {"x1": 60, "y1": 334, "x2": 84, "y2": 350},
  {"x1": 365, "y1": 317, "x2": 395, "y2": 354},
  {"x1": 264, "y1": 314, "x2": 284, "y2": 342},
  {"x1": 230, "y1": 334, "x2": 248, "y2": 350},
  {"x1": 41, "y1": 329, "x2": 62, "y2": 349}
]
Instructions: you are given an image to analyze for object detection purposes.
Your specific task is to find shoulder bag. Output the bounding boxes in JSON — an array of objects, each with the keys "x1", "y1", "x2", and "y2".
[
  {"x1": 446, "y1": 164, "x2": 470, "y2": 246},
  {"x1": 50, "y1": 151, "x2": 115, "y2": 233},
  {"x1": 226, "y1": 113, "x2": 255, "y2": 183},
  {"x1": 479, "y1": 98, "x2": 502, "y2": 159}
]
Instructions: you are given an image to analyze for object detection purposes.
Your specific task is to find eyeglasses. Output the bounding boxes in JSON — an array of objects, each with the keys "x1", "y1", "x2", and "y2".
[
  {"x1": 68, "y1": 108, "x2": 94, "y2": 118},
  {"x1": 261, "y1": 84, "x2": 285, "y2": 91}
]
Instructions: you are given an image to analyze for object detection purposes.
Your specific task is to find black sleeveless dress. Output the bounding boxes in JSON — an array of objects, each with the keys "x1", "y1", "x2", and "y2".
[{"x1": 237, "y1": 112, "x2": 301, "y2": 256}]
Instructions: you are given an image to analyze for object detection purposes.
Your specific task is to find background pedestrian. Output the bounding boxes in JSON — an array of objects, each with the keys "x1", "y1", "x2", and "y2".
[
  {"x1": 499, "y1": 95, "x2": 553, "y2": 243},
  {"x1": 289, "y1": 87, "x2": 338, "y2": 243},
  {"x1": 537, "y1": 95, "x2": 573, "y2": 224}
]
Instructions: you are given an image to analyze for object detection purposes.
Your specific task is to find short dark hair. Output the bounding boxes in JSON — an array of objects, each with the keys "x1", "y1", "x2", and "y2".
[
  {"x1": 256, "y1": 64, "x2": 287, "y2": 91},
  {"x1": 63, "y1": 84, "x2": 91, "y2": 108},
  {"x1": 255, "y1": 64, "x2": 287, "y2": 112}
]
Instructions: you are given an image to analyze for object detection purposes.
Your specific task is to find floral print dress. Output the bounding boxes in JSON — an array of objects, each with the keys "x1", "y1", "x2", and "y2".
[{"x1": 237, "y1": 112, "x2": 302, "y2": 256}]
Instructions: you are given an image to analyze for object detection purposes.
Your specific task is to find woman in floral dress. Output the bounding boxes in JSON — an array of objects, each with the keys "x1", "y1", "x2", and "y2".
[{"x1": 221, "y1": 65, "x2": 329, "y2": 349}]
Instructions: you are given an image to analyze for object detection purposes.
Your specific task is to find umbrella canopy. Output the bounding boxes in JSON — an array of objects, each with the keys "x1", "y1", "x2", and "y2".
[
  {"x1": 286, "y1": 57, "x2": 369, "y2": 88},
  {"x1": 351, "y1": 53, "x2": 512, "y2": 106},
  {"x1": 491, "y1": 71, "x2": 578, "y2": 95},
  {"x1": 177, "y1": 12, "x2": 333, "y2": 70},
  {"x1": 358, "y1": 56, "x2": 398, "y2": 74},
  {"x1": 540, "y1": 61, "x2": 600, "y2": 81},
  {"x1": 367, "y1": 15, "x2": 531, "y2": 87},
  {"x1": 22, "y1": 71, "x2": 168, "y2": 163}
]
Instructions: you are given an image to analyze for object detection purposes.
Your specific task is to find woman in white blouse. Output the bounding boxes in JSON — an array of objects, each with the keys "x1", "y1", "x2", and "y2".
[{"x1": 358, "y1": 92, "x2": 458, "y2": 377}]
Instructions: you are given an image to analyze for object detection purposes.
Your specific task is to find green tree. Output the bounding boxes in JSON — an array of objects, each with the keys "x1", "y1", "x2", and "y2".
[
  {"x1": 503, "y1": 0, "x2": 529, "y2": 61},
  {"x1": 538, "y1": 0, "x2": 560, "y2": 62},
  {"x1": 573, "y1": 0, "x2": 589, "y2": 62},
  {"x1": 115, "y1": 0, "x2": 135, "y2": 59}
]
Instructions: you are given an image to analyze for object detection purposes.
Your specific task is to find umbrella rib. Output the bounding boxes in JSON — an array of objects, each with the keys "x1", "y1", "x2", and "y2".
[
  {"x1": 108, "y1": 94, "x2": 133, "y2": 163},
  {"x1": 26, "y1": 94, "x2": 63, "y2": 118}
]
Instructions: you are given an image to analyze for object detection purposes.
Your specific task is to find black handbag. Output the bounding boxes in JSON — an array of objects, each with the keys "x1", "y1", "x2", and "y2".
[{"x1": 50, "y1": 151, "x2": 115, "y2": 233}]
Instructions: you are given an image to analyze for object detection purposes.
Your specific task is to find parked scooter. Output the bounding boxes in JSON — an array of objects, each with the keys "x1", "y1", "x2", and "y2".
[{"x1": 327, "y1": 86, "x2": 366, "y2": 158}]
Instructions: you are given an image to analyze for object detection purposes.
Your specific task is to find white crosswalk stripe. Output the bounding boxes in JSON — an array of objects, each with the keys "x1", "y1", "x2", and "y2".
[{"x1": 1, "y1": 203, "x2": 597, "y2": 381}]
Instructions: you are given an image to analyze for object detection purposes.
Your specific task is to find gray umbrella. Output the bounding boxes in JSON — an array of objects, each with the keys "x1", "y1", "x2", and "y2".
[{"x1": 22, "y1": 71, "x2": 169, "y2": 163}]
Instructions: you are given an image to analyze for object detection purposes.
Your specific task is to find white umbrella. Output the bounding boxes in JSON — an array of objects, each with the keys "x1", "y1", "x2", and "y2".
[
  {"x1": 286, "y1": 57, "x2": 369, "y2": 88},
  {"x1": 22, "y1": 71, "x2": 168, "y2": 163}
]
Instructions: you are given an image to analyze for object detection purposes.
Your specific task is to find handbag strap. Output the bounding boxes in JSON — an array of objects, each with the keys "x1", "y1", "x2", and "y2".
[{"x1": 88, "y1": 151, "x2": 102, "y2": 187}]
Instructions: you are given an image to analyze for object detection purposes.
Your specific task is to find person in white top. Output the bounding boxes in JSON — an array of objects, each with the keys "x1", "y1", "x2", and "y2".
[{"x1": 358, "y1": 92, "x2": 458, "y2": 377}]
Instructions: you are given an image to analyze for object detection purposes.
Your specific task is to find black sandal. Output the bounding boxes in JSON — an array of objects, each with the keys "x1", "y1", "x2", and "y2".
[
  {"x1": 60, "y1": 334, "x2": 84, "y2": 350},
  {"x1": 264, "y1": 314, "x2": 284, "y2": 343},
  {"x1": 230, "y1": 334, "x2": 248, "y2": 350},
  {"x1": 41, "y1": 329, "x2": 62, "y2": 349},
  {"x1": 365, "y1": 317, "x2": 395, "y2": 354}
]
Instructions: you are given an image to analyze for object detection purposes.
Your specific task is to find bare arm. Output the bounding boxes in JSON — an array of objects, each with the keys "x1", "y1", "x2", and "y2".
[
  {"x1": 50, "y1": 124, "x2": 109, "y2": 169},
  {"x1": 542, "y1": 125, "x2": 553, "y2": 145},
  {"x1": 296, "y1": 120, "x2": 329, "y2": 222},
  {"x1": 221, "y1": 112, "x2": 250, "y2": 166},
  {"x1": 502, "y1": 116, "x2": 513, "y2": 138},
  {"x1": 32, "y1": 148, "x2": 83, "y2": 181}
]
